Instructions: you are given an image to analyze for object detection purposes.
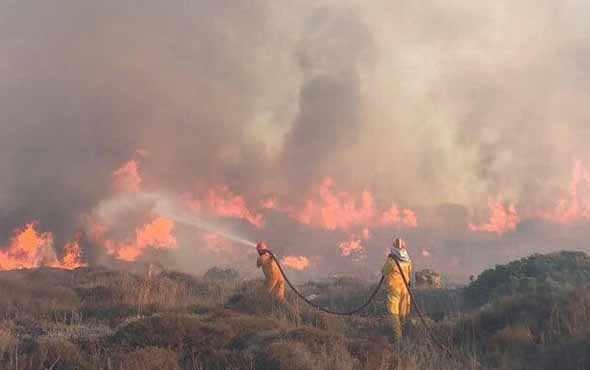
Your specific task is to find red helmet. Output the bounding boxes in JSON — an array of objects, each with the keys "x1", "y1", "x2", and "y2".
[{"x1": 256, "y1": 242, "x2": 268, "y2": 252}]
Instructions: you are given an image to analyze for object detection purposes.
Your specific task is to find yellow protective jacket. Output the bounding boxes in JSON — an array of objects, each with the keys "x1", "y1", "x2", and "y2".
[
  {"x1": 256, "y1": 252, "x2": 285, "y2": 300},
  {"x1": 382, "y1": 256, "x2": 412, "y2": 318}
]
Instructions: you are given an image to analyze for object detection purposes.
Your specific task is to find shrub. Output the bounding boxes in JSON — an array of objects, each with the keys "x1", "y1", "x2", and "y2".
[
  {"x1": 0, "y1": 322, "x2": 17, "y2": 360},
  {"x1": 465, "y1": 251, "x2": 590, "y2": 307},
  {"x1": 21, "y1": 337, "x2": 85, "y2": 370},
  {"x1": 204, "y1": 267, "x2": 239, "y2": 281},
  {"x1": 259, "y1": 340, "x2": 358, "y2": 370},
  {"x1": 0, "y1": 271, "x2": 80, "y2": 320},
  {"x1": 112, "y1": 346, "x2": 180, "y2": 370}
]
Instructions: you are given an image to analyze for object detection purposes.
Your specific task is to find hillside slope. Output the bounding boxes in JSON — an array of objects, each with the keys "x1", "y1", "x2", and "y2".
[
  {"x1": 0, "y1": 266, "x2": 467, "y2": 370},
  {"x1": 0, "y1": 251, "x2": 589, "y2": 370}
]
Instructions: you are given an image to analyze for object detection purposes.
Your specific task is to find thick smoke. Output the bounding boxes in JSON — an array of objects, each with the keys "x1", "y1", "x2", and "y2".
[
  {"x1": 1, "y1": 1, "x2": 590, "y2": 280},
  {"x1": 0, "y1": 0, "x2": 277, "y2": 240},
  {"x1": 282, "y1": 7, "x2": 370, "y2": 188}
]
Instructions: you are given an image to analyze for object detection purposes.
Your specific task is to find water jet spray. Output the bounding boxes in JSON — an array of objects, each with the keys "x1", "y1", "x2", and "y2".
[{"x1": 151, "y1": 192, "x2": 257, "y2": 248}]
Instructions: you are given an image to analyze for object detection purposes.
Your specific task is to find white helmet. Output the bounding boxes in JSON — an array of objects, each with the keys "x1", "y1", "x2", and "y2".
[
  {"x1": 393, "y1": 237, "x2": 407, "y2": 250},
  {"x1": 390, "y1": 237, "x2": 411, "y2": 262}
]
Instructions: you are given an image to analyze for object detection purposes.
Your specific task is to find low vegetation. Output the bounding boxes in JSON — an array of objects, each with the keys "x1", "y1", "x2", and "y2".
[
  {"x1": 465, "y1": 251, "x2": 590, "y2": 307},
  {"x1": 0, "y1": 251, "x2": 588, "y2": 369}
]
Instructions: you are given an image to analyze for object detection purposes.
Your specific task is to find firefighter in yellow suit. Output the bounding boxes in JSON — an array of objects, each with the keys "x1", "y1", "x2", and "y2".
[
  {"x1": 382, "y1": 237, "x2": 412, "y2": 341},
  {"x1": 256, "y1": 242, "x2": 285, "y2": 301}
]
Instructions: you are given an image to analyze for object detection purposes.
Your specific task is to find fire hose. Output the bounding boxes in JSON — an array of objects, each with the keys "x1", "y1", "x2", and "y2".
[
  {"x1": 268, "y1": 251, "x2": 463, "y2": 359},
  {"x1": 390, "y1": 256, "x2": 429, "y2": 328},
  {"x1": 268, "y1": 251, "x2": 385, "y2": 316},
  {"x1": 268, "y1": 251, "x2": 423, "y2": 320}
]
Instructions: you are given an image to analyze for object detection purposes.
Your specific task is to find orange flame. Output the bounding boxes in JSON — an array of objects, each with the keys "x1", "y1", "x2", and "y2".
[
  {"x1": 469, "y1": 200, "x2": 519, "y2": 235},
  {"x1": 0, "y1": 222, "x2": 85, "y2": 271},
  {"x1": 59, "y1": 235, "x2": 86, "y2": 269},
  {"x1": 0, "y1": 222, "x2": 54, "y2": 270},
  {"x1": 281, "y1": 256, "x2": 311, "y2": 271},
  {"x1": 109, "y1": 216, "x2": 177, "y2": 262},
  {"x1": 468, "y1": 161, "x2": 590, "y2": 232},
  {"x1": 292, "y1": 178, "x2": 418, "y2": 231},
  {"x1": 112, "y1": 159, "x2": 142, "y2": 192},
  {"x1": 206, "y1": 186, "x2": 265, "y2": 228},
  {"x1": 186, "y1": 186, "x2": 265, "y2": 228},
  {"x1": 541, "y1": 160, "x2": 590, "y2": 224},
  {"x1": 261, "y1": 195, "x2": 278, "y2": 209},
  {"x1": 292, "y1": 179, "x2": 374, "y2": 230},
  {"x1": 339, "y1": 238, "x2": 363, "y2": 257},
  {"x1": 380, "y1": 206, "x2": 419, "y2": 228}
]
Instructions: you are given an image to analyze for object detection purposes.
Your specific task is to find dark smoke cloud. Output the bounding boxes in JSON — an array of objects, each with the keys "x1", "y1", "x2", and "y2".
[
  {"x1": 282, "y1": 75, "x2": 362, "y2": 187},
  {"x1": 282, "y1": 7, "x2": 371, "y2": 189}
]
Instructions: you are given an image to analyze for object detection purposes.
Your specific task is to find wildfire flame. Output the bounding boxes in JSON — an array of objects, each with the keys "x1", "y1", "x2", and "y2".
[
  {"x1": 0, "y1": 222, "x2": 85, "y2": 271},
  {"x1": 8, "y1": 156, "x2": 590, "y2": 272},
  {"x1": 107, "y1": 216, "x2": 177, "y2": 262},
  {"x1": 281, "y1": 256, "x2": 311, "y2": 271},
  {"x1": 380, "y1": 206, "x2": 418, "y2": 228},
  {"x1": 60, "y1": 235, "x2": 86, "y2": 270},
  {"x1": 187, "y1": 186, "x2": 265, "y2": 229},
  {"x1": 206, "y1": 186, "x2": 265, "y2": 228},
  {"x1": 112, "y1": 159, "x2": 142, "y2": 193},
  {"x1": 542, "y1": 160, "x2": 590, "y2": 224},
  {"x1": 0, "y1": 222, "x2": 54, "y2": 270},
  {"x1": 339, "y1": 239, "x2": 363, "y2": 257},
  {"x1": 261, "y1": 195, "x2": 278, "y2": 210},
  {"x1": 469, "y1": 200, "x2": 519, "y2": 235},
  {"x1": 291, "y1": 178, "x2": 418, "y2": 231},
  {"x1": 469, "y1": 161, "x2": 590, "y2": 235}
]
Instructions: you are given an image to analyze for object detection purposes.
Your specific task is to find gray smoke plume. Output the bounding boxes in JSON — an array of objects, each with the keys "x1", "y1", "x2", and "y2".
[{"x1": 1, "y1": 1, "x2": 590, "y2": 280}]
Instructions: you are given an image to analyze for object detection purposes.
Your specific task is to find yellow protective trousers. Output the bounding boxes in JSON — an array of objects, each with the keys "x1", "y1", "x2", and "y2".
[
  {"x1": 257, "y1": 253, "x2": 285, "y2": 301},
  {"x1": 382, "y1": 257, "x2": 412, "y2": 340}
]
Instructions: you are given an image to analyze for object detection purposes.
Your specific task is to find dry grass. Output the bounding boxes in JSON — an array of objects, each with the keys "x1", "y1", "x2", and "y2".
[
  {"x1": 0, "y1": 265, "x2": 587, "y2": 370},
  {"x1": 111, "y1": 347, "x2": 181, "y2": 370}
]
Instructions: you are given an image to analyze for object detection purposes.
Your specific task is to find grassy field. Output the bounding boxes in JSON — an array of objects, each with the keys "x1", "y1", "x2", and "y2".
[{"x1": 0, "y1": 251, "x2": 588, "y2": 370}]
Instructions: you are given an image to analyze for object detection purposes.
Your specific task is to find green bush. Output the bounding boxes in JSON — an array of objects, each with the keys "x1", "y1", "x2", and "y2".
[{"x1": 465, "y1": 251, "x2": 590, "y2": 307}]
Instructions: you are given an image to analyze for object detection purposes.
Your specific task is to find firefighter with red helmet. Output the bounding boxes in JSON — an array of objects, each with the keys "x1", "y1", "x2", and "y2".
[{"x1": 256, "y1": 242, "x2": 285, "y2": 301}]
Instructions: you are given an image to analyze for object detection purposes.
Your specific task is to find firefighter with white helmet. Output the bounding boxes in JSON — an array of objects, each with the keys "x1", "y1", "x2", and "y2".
[{"x1": 382, "y1": 237, "x2": 412, "y2": 341}]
